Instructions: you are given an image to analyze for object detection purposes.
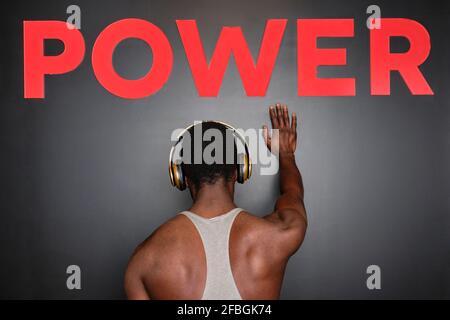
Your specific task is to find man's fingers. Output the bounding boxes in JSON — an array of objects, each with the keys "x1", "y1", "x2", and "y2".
[
  {"x1": 276, "y1": 103, "x2": 285, "y2": 127},
  {"x1": 291, "y1": 112, "x2": 297, "y2": 131},
  {"x1": 269, "y1": 105, "x2": 279, "y2": 128},
  {"x1": 270, "y1": 103, "x2": 294, "y2": 129},
  {"x1": 283, "y1": 105, "x2": 289, "y2": 127},
  {"x1": 262, "y1": 125, "x2": 271, "y2": 149}
]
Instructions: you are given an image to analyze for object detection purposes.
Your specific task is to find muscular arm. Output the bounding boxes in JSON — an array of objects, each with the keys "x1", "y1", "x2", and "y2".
[
  {"x1": 124, "y1": 246, "x2": 151, "y2": 300},
  {"x1": 273, "y1": 153, "x2": 306, "y2": 226},
  {"x1": 263, "y1": 104, "x2": 307, "y2": 255}
]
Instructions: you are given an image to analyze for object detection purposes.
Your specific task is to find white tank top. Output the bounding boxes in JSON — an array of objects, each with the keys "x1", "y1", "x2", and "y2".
[{"x1": 179, "y1": 207, "x2": 243, "y2": 300}]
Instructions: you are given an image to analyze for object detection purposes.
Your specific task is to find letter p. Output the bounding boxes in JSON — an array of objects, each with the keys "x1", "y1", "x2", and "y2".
[{"x1": 24, "y1": 21, "x2": 85, "y2": 98}]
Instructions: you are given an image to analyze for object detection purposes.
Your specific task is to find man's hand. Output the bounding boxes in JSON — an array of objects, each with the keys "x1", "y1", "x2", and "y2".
[{"x1": 262, "y1": 103, "x2": 297, "y2": 156}]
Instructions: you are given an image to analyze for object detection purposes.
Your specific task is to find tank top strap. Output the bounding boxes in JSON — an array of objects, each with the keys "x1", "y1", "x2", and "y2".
[{"x1": 178, "y1": 207, "x2": 243, "y2": 300}]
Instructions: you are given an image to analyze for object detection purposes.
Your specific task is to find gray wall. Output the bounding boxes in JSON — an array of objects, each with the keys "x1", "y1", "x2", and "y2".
[{"x1": 1, "y1": 0, "x2": 448, "y2": 299}]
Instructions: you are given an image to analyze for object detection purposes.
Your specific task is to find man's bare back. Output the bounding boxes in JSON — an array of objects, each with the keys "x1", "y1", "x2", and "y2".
[{"x1": 125, "y1": 105, "x2": 307, "y2": 300}]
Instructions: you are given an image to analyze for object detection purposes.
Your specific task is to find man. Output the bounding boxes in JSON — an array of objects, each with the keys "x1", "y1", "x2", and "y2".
[{"x1": 124, "y1": 104, "x2": 307, "y2": 299}]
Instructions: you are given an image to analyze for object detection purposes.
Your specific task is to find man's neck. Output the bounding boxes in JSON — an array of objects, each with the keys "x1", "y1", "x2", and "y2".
[{"x1": 189, "y1": 183, "x2": 236, "y2": 219}]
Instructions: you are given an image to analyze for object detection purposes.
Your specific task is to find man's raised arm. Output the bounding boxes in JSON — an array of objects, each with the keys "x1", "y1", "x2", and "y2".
[{"x1": 263, "y1": 104, "x2": 307, "y2": 255}]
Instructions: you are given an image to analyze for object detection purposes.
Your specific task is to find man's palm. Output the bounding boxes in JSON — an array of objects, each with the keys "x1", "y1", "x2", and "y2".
[{"x1": 263, "y1": 104, "x2": 298, "y2": 155}]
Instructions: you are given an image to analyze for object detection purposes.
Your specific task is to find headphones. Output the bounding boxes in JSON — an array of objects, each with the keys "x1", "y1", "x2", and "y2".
[{"x1": 169, "y1": 121, "x2": 252, "y2": 190}]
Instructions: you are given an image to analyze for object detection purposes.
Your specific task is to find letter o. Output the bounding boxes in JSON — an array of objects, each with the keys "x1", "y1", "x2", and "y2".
[{"x1": 92, "y1": 18, "x2": 173, "y2": 99}]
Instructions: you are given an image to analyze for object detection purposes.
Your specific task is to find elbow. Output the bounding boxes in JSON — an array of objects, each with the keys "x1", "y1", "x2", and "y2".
[
  {"x1": 291, "y1": 208, "x2": 308, "y2": 249},
  {"x1": 285, "y1": 219, "x2": 307, "y2": 255}
]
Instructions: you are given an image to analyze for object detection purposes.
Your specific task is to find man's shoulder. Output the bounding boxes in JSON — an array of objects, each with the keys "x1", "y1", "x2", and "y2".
[
  {"x1": 237, "y1": 210, "x2": 280, "y2": 229},
  {"x1": 125, "y1": 214, "x2": 197, "y2": 295},
  {"x1": 236, "y1": 210, "x2": 302, "y2": 260},
  {"x1": 134, "y1": 214, "x2": 192, "y2": 255},
  {"x1": 234, "y1": 210, "x2": 284, "y2": 241}
]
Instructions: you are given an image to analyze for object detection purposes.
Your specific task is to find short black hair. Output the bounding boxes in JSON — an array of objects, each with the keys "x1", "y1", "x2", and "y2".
[{"x1": 181, "y1": 121, "x2": 237, "y2": 190}]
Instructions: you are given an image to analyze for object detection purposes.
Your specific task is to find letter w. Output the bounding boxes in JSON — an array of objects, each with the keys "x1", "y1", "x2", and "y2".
[{"x1": 176, "y1": 19, "x2": 286, "y2": 97}]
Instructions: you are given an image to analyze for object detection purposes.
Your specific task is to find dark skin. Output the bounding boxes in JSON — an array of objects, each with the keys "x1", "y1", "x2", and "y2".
[{"x1": 124, "y1": 104, "x2": 307, "y2": 299}]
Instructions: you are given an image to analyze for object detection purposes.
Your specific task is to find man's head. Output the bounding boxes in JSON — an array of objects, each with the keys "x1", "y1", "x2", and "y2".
[{"x1": 181, "y1": 121, "x2": 238, "y2": 195}]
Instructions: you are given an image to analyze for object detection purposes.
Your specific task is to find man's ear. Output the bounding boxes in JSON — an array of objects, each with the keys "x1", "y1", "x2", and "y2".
[{"x1": 185, "y1": 176, "x2": 190, "y2": 188}]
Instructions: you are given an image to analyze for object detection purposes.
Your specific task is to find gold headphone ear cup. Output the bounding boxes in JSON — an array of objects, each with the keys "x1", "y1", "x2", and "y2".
[
  {"x1": 169, "y1": 163, "x2": 176, "y2": 186},
  {"x1": 171, "y1": 163, "x2": 185, "y2": 190},
  {"x1": 177, "y1": 164, "x2": 186, "y2": 190},
  {"x1": 172, "y1": 163, "x2": 180, "y2": 188},
  {"x1": 243, "y1": 153, "x2": 250, "y2": 181},
  {"x1": 236, "y1": 154, "x2": 245, "y2": 184}
]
